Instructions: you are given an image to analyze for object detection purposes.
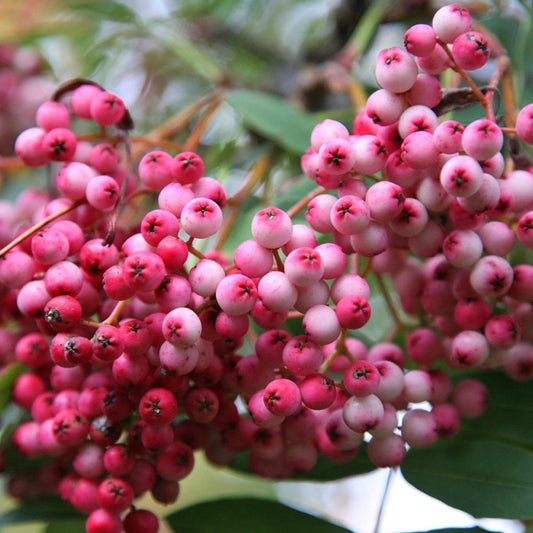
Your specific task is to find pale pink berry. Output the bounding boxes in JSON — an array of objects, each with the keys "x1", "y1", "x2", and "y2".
[
  {"x1": 416, "y1": 43, "x2": 452, "y2": 75},
  {"x1": 188, "y1": 258, "x2": 226, "y2": 297},
  {"x1": 398, "y1": 104, "x2": 439, "y2": 138},
  {"x1": 403, "y1": 369, "x2": 433, "y2": 403},
  {"x1": 70, "y1": 84, "x2": 103, "y2": 119},
  {"x1": 461, "y1": 119, "x2": 503, "y2": 161},
  {"x1": 432, "y1": 4, "x2": 472, "y2": 43},
  {"x1": 365, "y1": 181, "x2": 405, "y2": 222},
  {"x1": 14, "y1": 127, "x2": 49, "y2": 166},
  {"x1": 302, "y1": 304, "x2": 341, "y2": 346},
  {"x1": 457, "y1": 172, "x2": 500, "y2": 214},
  {"x1": 351, "y1": 135, "x2": 388, "y2": 175},
  {"x1": 350, "y1": 221, "x2": 389, "y2": 256},
  {"x1": 314, "y1": 243, "x2": 347, "y2": 279},
  {"x1": 365, "y1": 89, "x2": 405, "y2": 125},
  {"x1": 440, "y1": 155, "x2": 483, "y2": 197},
  {"x1": 470, "y1": 255, "x2": 514, "y2": 297},
  {"x1": 406, "y1": 73, "x2": 442, "y2": 108},
  {"x1": 257, "y1": 271, "x2": 298, "y2": 312},
  {"x1": 310, "y1": 119, "x2": 350, "y2": 152},
  {"x1": 367, "y1": 433, "x2": 406, "y2": 467},
  {"x1": 234, "y1": 239, "x2": 273, "y2": 278},
  {"x1": 36, "y1": 101, "x2": 70, "y2": 131},
  {"x1": 162, "y1": 307, "x2": 202, "y2": 347},
  {"x1": 181, "y1": 197, "x2": 223, "y2": 239},
  {"x1": 342, "y1": 394, "x2": 384, "y2": 433},
  {"x1": 329, "y1": 273, "x2": 370, "y2": 303},
  {"x1": 215, "y1": 273, "x2": 257, "y2": 315},
  {"x1": 433, "y1": 120, "x2": 464, "y2": 153},
  {"x1": 516, "y1": 103, "x2": 533, "y2": 144},
  {"x1": 375, "y1": 47, "x2": 418, "y2": 93},
  {"x1": 251, "y1": 206, "x2": 293, "y2": 248},
  {"x1": 304, "y1": 194, "x2": 336, "y2": 234},
  {"x1": 478, "y1": 221, "x2": 515, "y2": 256},
  {"x1": 330, "y1": 195, "x2": 370, "y2": 235},
  {"x1": 85, "y1": 174, "x2": 120, "y2": 211},
  {"x1": 282, "y1": 335, "x2": 323, "y2": 376},
  {"x1": 389, "y1": 198, "x2": 429, "y2": 237},
  {"x1": 442, "y1": 229, "x2": 483, "y2": 267},
  {"x1": 401, "y1": 131, "x2": 439, "y2": 169},
  {"x1": 452, "y1": 378, "x2": 488, "y2": 418},
  {"x1": 284, "y1": 246, "x2": 324, "y2": 288}
]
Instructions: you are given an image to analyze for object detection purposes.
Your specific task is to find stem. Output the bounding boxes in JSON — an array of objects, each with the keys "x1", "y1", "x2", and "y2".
[
  {"x1": 272, "y1": 249, "x2": 284, "y2": 271},
  {"x1": 337, "y1": 0, "x2": 398, "y2": 68},
  {"x1": 373, "y1": 467, "x2": 396, "y2": 533},
  {"x1": 187, "y1": 239, "x2": 206, "y2": 260},
  {"x1": 0, "y1": 199, "x2": 85, "y2": 259},
  {"x1": 319, "y1": 329, "x2": 349, "y2": 373},
  {"x1": 183, "y1": 96, "x2": 223, "y2": 152},
  {"x1": 286, "y1": 185, "x2": 326, "y2": 219},
  {"x1": 214, "y1": 153, "x2": 270, "y2": 250},
  {"x1": 373, "y1": 272, "x2": 406, "y2": 332},
  {"x1": 103, "y1": 300, "x2": 127, "y2": 326},
  {"x1": 436, "y1": 38, "x2": 492, "y2": 119}
]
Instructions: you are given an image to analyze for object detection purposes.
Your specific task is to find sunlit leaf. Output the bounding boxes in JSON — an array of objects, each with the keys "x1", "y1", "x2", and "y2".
[{"x1": 165, "y1": 497, "x2": 352, "y2": 532}]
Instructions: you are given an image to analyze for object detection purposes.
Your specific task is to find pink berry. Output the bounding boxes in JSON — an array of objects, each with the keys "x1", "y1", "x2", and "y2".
[
  {"x1": 432, "y1": 4, "x2": 472, "y2": 43},
  {"x1": 90, "y1": 90, "x2": 126, "y2": 125},
  {"x1": 452, "y1": 31, "x2": 490, "y2": 71},
  {"x1": 251, "y1": 206, "x2": 293, "y2": 249},
  {"x1": 375, "y1": 47, "x2": 418, "y2": 93}
]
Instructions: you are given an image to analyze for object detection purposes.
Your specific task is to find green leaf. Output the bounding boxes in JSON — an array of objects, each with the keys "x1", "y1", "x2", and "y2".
[
  {"x1": 401, "y1": 438, "x2": 533, "y2": 520},
  {"x1": 165, "y1": 497, "x2": 351, "y2": 533},
  {"x1": 459, "y1": 372, "x2": 533, "y2": 448},
  {"x1": 0, "y1": 496, "x2": 83, "y2": 526},
  {"x1": 226, "y1": 446, "x2": 376, "y2": 482},
  {"x1": 0, "y1": 363, "x2": 24, "y2": 411},
  {"x1": 44, "y1": 518, "x2": 86, "y2": 533},
  {"x1": 226, "y1": 89, "x2": 316, "y2": 155}
]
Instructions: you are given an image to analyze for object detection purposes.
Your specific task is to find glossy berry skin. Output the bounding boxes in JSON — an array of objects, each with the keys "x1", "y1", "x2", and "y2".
[
  {"x1": 452, "y1": 31, "x2": 490, "y2": 71},
  {"x1": 343, "y1": 361, "x2": 381, "y2": 397},
  {"x1": 263, "y1": 378, "x2": 302, "y2": 417},
  {"x1": 138, "y1": 388, "x2": 178, "y2": 426}
]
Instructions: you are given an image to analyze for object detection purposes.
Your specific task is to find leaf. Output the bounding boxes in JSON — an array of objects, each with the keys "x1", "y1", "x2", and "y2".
[
  {"x1": 44, "y1": 518, "x2": 86, "y2": 533},
  {"x1": 0, "y1": 496, "x2": 84, "y2": 526},
  {"x1": 0, "y1": 363, "x2": 24, "y2": 411},
  {"x1": 401, "y1": 438, "x2": 533, "y2": 520},
  {"x1": 226, "y1": 89, "x2": 316, "y2": 155},
  {"x1": 226, "y1": 446, "x2": 376, "y2": 482},
  {"x1": 459, "y1": 372, "x2": 533, "y2": 448},
  {"x1": 165, "y1": 497, "x2": 352, "y2": 533}
]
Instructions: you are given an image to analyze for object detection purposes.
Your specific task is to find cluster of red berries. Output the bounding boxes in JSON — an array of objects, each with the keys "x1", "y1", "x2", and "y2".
[{"x1": 1, "y1": 4, "x2": 533, "y2": 533}]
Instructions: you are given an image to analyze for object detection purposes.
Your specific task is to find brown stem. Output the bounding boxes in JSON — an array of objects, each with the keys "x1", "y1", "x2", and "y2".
[
  {"x1": 187, "y1": 239, "x2": 206, "y2": 260},
  {"x1": 0, "y1": 199, "x2": 86, "y2": 258},
  {"x1": 272, "y1": 249, "x2": 285, "y2": 271},
  {"x1": 213, "y1": 153, "x2": 271, "y2": 251},
  {"x1": 286, "y1": 185, "x2": 326, "y2": 219},
  {"x1": 182, "y1": 96, "x2": 223, "y2": 152},
  {"x1": 102, "y1": 300, "x2": 128, "y2": 326},
  {"x1": 437, "y1": 37, "x2": 492, "y2": 119}
]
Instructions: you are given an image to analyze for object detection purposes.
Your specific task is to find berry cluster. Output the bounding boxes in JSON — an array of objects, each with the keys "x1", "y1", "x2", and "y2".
[{"x1": 1, "y1": 4, "x2": 533, "y2": 532}]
